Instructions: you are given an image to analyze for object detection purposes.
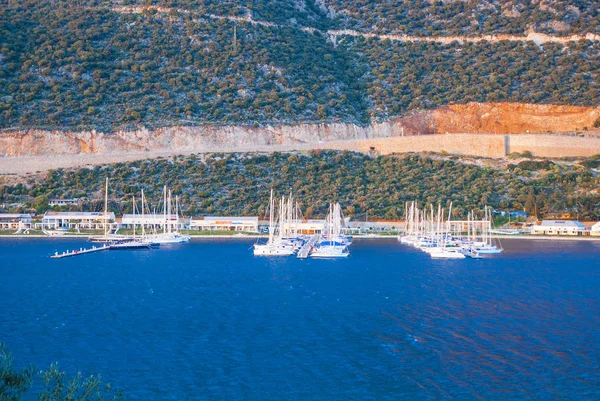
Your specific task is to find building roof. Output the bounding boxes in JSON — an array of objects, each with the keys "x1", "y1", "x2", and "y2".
[
  {"x1": 43, "y1": 211, "x2": 115, "y2": 219},
  {"x1": 196, "y1": 216, "x2": 258, "y2": 222},
  {"x1": 49, "y1": 198, "x2": 80, "y2": 202},
  {"x1": 0, "y1": 213, "x2": 32, "y2": 219},
  {"x1": 537, "y1": 220, "x2": 586, "y2": 228},
  {"x1": 122, "y1": 214, "x2": 179, "y2": 220}
]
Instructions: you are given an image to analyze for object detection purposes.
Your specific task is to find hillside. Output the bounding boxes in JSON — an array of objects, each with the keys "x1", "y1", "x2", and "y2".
[
  {"x1": 1, "y1": 151, "x2": 599, "y2": 221},
  {"x1": 1, "y1": 0, "x2": 599, "y2": 133}
]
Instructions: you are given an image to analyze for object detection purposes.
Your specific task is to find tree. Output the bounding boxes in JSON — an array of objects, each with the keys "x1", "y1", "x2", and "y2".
[
  {"x1": 0, "y1": 344, "x2": 122, "y2": 401},
  {"x1": 0, "y1": 344, "x2": 34, "y2": 401},
  {"x1": 524, "y1": 188, "x2": 536, "y2": 216},
  {"x1": 32, "y1": 195, "x2": 50, "y2": 214}
]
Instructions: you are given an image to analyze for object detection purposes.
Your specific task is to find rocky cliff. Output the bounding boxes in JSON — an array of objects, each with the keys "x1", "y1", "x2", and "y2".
[
  {"x1": 431, "y1": 103, "x2": 600, "y2": 135},
  {"x1": 1, "y1": 103, "x2": 598, "y2": 157}
]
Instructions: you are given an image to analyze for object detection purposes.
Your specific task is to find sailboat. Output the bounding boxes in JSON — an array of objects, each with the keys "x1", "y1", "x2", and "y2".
[
  {"x1": 142, "y1": 186, "x2": 190, "y2": 244},
  {"x1": 471, "y1": 207, "x2": 503, "y2": 254},
  {"x1": 107, "y1": 194, "x2": 152, "y2": 250},
  {"x1": 254, "y1": 190, "x2": 296, "y2": 256},
  {"x1": 311, "y1": 203, "x2": 350, "y2": 258},
  {"x1": 399, "y1": 201, "x2": 420, "y2": 246},
  {"x1": 458, "y1": 211, "x2": 482, "y2": 258},
  {"x1": 425, "y1": 203, "x2": 465, "y2": 259},
  {"x1": 89, "y1": 177, "x2": 130, "y2": 243}
]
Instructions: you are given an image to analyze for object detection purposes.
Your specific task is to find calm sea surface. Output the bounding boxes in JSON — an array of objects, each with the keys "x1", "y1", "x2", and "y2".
[{"x1": 1, "y1": 238, "x2": 599, "y2": 400}]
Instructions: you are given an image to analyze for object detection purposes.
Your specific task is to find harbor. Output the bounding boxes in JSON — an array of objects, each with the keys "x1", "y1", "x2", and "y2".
[
  {"x1": 252, "y1": 191, "x2": 353, "y2": 259},
  {"x1": 398, "y1": 202, "x2": 504, "y2": 259},
  {"x1": 0, "y1": 180, "x2": 597, "y2": 260}
]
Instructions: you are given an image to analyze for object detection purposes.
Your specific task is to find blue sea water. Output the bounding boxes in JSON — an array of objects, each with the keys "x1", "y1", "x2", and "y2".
[{"x1": 1, "y1": 238, "x2": 599, "y2": 400}]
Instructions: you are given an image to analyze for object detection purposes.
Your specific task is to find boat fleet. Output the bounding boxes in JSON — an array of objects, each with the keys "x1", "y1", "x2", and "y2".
[
  {"x1": 49, "y1": 178, "x2": 505, "y2": 261},
  {"x1": 253, "y1": 190, "x2": 352, "y2": 258},
  {"x1": 399, "y1": 201, "x2": 503, "y2": 259},
  {"x1": 90, "y1": 178, "x2": 190, "y2": 249}
]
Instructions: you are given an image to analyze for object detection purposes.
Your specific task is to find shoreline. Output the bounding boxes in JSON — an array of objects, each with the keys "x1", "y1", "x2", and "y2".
[{"x1": 1, "y1": 234, "x2": 599, "y2": 241}]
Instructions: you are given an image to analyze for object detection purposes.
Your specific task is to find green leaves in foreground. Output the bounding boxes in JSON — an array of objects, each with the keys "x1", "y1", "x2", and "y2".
[{"x1": 0, "y1": 344, "x2": 122, "y2": 401}]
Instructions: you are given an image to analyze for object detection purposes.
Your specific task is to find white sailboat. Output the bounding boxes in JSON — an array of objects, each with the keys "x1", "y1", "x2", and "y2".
[
  {"x1": 105, "y1": 193, "x2": 151, "y2": 250},
  {"x1": 254, "y1": 190, "x2": 295, "y2": 256},
  {"x1": 311, "y1": 203, "x2": 350, "y2": 258},
  {"x1": 143, "y1": 186, "x2": 190, "y2": 244},
  {"x1": 89, "y1": 177, "x2": 130, "y2": 243},
  {"x1": 425, "y1": 203, "x2": 465, "y2": 259},
  {"x1": 399, "y1": 201, "x2": 419, "y2": 245},
  {"x1": 472, "y1": 207, "x2": 503, "y2": 254}
]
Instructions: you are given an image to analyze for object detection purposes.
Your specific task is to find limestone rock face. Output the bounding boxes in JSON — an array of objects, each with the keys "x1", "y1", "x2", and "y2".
[
  {"x1": 0, "y1": 103, "x2": 598, "y2": 157},
  {"x1": 431, "y1": 103, "x2": 600, "y2": 135}
]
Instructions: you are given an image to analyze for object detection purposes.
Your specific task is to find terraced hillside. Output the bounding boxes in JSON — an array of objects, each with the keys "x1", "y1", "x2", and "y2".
[{"x1": 0, "y1": 0, "x2": 598, "y2": 132}]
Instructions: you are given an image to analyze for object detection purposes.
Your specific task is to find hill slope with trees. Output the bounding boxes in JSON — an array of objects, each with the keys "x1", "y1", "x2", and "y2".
[
  {"x1": 1, "y1": 0, "x2": 599, "y2": 132},
  {"x1": 2, "y1": 151, "x2": 599, "y2": 221}
]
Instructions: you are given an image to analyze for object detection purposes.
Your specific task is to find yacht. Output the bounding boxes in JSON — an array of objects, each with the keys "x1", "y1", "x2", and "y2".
[{"x1": 254, "y1": 190, "x2": 296, "y2": 256}]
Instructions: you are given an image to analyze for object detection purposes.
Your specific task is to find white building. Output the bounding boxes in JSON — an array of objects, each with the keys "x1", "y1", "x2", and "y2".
[
  {"x1": 279, "y1": 219, "x2": 326, "y2": 235},
  {"x1": 48, "y1": 198, "x2": 81, "y2": 207},
  {"x1": 531, "y1": 220, "x2": 586, "y2": 236},
  {"x1": 346, "y1": 220, "x2": 402, "y2": 234},
  {"x1": 41, "y1": 211, "x2": 115, "y2": 229},
  {"x1": 591, "y1": 222, "x2": 600, "y2": 237},
  {"x1": 190, "y1": 216, "x2": 258, "y2": 232},
  {"x1": 0, "y1": 214, "x2": 33, "y2": 230},
  {"x1": 120, "y1": 214, "x2": 188, "y2": 230}
]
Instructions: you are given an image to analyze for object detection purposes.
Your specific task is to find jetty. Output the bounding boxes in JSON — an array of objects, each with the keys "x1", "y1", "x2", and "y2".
[
  {"x1": 50, "y1": 244, "x2": 110, "y2": 259},
  {"x1": 297, "y1": 235, "x2": 319, "y2": 259}
]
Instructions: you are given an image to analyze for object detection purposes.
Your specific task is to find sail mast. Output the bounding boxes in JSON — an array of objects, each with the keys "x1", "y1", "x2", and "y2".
[
  {"x1": 163, "y1": 185, "x2": 167, "y2": 234},
  {"x1": 268, "y1": 189, "x2": 274, "y2": 244},
  {"x1": 141, "y1": 189, "x2": 145, "y2": 238},
  {"x1": 104, "y1": 177, "x2": 108, "y2": 238}
]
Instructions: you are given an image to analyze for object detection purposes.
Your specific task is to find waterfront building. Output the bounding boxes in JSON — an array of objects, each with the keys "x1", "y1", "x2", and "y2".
[
  {"x1": 531, "y1": 220, "x2": 586, "y2": 236},
  {"x1": 346, "y1": 220, "x2": 402, "y2": 234},
  {"x1": 591, "y1": 222, "x2": 600, "y2": 237},
  {"x1": 40, "y1": 211, "x2": 115, "y2": 229},
  {"x1": 120, "y1": 214, "x2": 189, "y2": 230},
  {"x1": 278, "y1": 219, "x2": 327, "y2": 235},
  {"x1": 190, "y1": 216, "x2": 258, "y2": 232},
  {"x1": 0, "y1": 213, "x2": 33, "y2": 230}
]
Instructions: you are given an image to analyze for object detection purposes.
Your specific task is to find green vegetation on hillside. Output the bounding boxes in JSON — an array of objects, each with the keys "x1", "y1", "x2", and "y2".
[
  {"x1": 0, "y1": 1, "x2": 367, "y2": 131},
  {"x1": 1, "y1": 151, "x2": 598, "y2": 221},
  {"x1": 349, "y1": 38, "x2": 600, "y2": 119},
  {"x1": 324, "y1": 0, "x2": 600, "y2": 36},
  {"x1": 1, "y1": 1, "x2": 598, "y2": 132}
]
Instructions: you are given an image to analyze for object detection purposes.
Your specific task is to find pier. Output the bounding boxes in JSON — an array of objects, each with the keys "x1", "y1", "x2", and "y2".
[
  {"x1": 50, "y1": 244, "x2": 110, "y2": 259},
  {"x1": 297, "y1": 235, "x2": 319, "y2": 259}
]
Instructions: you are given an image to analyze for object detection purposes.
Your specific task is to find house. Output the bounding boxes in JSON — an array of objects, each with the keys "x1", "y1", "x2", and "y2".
[
  {"x1": 591, "y1": 222, "x2": 600, "y2": 237},
  {"x1": 531, "y1": 220, "x2": 586, "y2": 236},
  {"x1": 48, "y1": 198, "x2": 82, "y2": 207},
  {"x1": 0, "y1": 214, "x2": 33, "y2": 230},
  {"x1": 41, "y1": 211, "x2": 115, "y2": 229}
]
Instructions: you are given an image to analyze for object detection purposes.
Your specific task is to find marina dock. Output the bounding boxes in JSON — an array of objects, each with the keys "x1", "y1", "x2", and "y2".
[
  {"x1": 297, "y1": 235, "x2": 319, "y2": 259},
  {"x1": 50, "y1": 244, "x2": 110, "y2": 259}
]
